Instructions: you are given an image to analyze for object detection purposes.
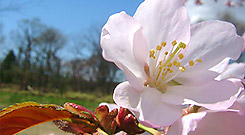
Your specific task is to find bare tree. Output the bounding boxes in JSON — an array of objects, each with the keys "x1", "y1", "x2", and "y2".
[{"x1": 73, "y1": 26, "x2": 119, "y2": 93}]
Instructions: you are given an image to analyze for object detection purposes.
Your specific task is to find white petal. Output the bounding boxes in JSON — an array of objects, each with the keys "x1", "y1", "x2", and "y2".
[
  {"x1": 113, "y1": 81, "x2": 141, "y2": 109},
  {"x1": 209, "y1": 57, "x2": 230, "y2": 74},
  {"x1": 138, "y1": 87, "x2": 182, "y2": 127},
  {"x1": 101, "y1": 11, "x2": 148, "y2": 89},
  {"x1": 113, "y1": 81, "x2": 182, "y2": 127},
  {"x1": 176, "y1": 20, "x2": 243, "y2": 84},
  {"x1": 216, "y1": 62, "x2": 245, "y2": 80},
  {"x1": 162, "y1": 79, "x2": 240, "y2": 109},
  {"x1": 134, "y1": 0, "x2": 190, "y2": 50},
  {"x1": 99, "y1": 102, "x2": 120, "y2": 112}
]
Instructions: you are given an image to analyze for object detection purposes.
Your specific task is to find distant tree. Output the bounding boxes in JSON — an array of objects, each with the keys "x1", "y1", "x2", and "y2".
[
  {"x1": 33, "y1": 27, "x2": 66, "y2": 92},
  {"x1": 0, "y1": 50, "x2": 17, "y2": 84},
  {"x1": 73, "y1": 27, "x2": 119, "y2": 93},
  {"x1": 36, "y1": 28, "x2": 66, "y2": 74},
  {"x1": 12, "y1": 18, "x2": 66, "y2": 92},
  {"x1": 12, "y1": 18, "x2": 45, "y2": 90}
]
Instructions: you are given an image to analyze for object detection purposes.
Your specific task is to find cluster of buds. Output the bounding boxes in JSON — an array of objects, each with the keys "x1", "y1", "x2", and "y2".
[{"x1": 54, "y1": 103, "x2": 144, "y2": 135}]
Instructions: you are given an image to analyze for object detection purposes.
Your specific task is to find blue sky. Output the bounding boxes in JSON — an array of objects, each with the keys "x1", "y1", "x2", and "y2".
[
  {"x1": 2, "y1": 0, "x2": 144, "y2": 35},
  {"x1": 1, "y1": 0, "x2": 244, "y2": 60}
]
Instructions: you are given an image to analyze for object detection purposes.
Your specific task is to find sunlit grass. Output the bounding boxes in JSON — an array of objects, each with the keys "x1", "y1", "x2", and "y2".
[{"x1": 0, "y1": 86, "x2": 114, "y2": 111}]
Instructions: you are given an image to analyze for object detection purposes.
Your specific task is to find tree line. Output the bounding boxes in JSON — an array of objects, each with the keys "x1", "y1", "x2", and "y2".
[{"x1": 0, "y1": 18, "x2": 120, "y2": 94}]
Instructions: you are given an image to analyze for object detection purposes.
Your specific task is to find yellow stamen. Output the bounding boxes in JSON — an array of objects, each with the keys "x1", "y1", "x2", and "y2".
[
  {"x1": 167, "y1": 63, "x2": 173, "y2": 67},
  {"x1": 179, "y1": 42, "x2": 186, "y2": 49},
  {"x1": 178, "y1": 53, "x2": 184, "y2": 59},
  {"x1": 189, "y1": 60, "x2": 195, "y2": 66},
  {"x1": 172, "y1": 40, "x2": 177, "y2": 46},
  {"x1": 179, "y1": 66, "x2": 185, "y2": 72},
  {"x1": 161, "y1": 41, "x2": 167, "y2": 47},
  {"x1": 164, "y1": 42, "x2": 184, "y2": 65},
  {"x1": 156, "y1": 45, "x2": 162, "y2": 51},
  {"x1": 149, "y1": 49, "x2": 155, "y2": 58},
  {"x1": 173, "y1": 60, "x2": 177, "y2": 66},
  {"x1": 196, "y1": 59, "x2": 202, "y2": 62},
  {"x1": 176, "y1": 62, "x2": 181, "y2": 67},
  {"x1": 159, "y1": 61, "x2": 163, "y2": 65}
]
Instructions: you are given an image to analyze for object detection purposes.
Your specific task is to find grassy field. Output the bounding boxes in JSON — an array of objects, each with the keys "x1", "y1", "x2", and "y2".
[
  {"x1": 0, "y1": 86, "x2": 115, "y2": 134},
  {"x1": 0, "y1": 85, "x2": 114, "y2": 111}
]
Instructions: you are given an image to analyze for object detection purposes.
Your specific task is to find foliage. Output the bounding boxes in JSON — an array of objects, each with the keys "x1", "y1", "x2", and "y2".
[
  {"x1": 0, "y1": 18, "x2": 120, "y2": 95},
  {"x1": 0, "y1": 102, "x2": 145, "y2": 135}
]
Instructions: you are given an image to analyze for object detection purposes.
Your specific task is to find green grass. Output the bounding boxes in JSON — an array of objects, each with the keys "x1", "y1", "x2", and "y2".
[
  {"x1": 0, "y1": 86, "x2": 115, "y2": 135},
  {"x1": 0, "y1": 87, "x2": 114, "y2": 111}
]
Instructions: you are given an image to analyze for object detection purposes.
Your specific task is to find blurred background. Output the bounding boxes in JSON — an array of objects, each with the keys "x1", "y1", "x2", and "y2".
[
  {"x1": 0, "y1": 0, "x2": 245, "y2": 107},
  {"x1": 0, "y1": 0, "x2": 244, "y2": 134}
]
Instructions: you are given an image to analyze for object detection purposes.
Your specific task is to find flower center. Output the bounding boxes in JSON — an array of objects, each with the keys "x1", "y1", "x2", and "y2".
[{"x1": 144, "y1": 40, "x2": 202, "y2": 93}]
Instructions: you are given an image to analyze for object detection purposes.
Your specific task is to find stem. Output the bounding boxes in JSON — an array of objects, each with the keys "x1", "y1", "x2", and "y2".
[{"x1": 138, "y1": 123, "x2": 162, "y2": 135}]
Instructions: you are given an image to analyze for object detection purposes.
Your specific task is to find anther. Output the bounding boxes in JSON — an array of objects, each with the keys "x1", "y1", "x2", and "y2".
[
  {"x1": 179, "y1": 42, "x2": 186, "y2": 49},
  {"x1": 178, "y1": 53, "x2": 184, "y2": 59},
  {"x1": 159, "y1": 61, "x2": 163, "y2": 65},
  {"x1": 172, "y1": 40, "x2": 177, "y2": 46},
  {"x1": 175, "y1": 62, "x2": 181, "y2": 67},
  {"x1": 149, "y1": 49, "x2": 155, "y2": 58},
  {"x1": 165, "y1": 52, "x2": 169, "y2": 55},
  {"x1": 195, "y1": 59, "x2": 202, "y2": 63},
  {"x1": 179, "y1": 66, "x2": 185, "y2": 72},
  {"x1": 189, "y1": 60, "x2": 195, "y2": 66},
  {"x1": 167, "y1": 63, "x2": 173, "y2": 67},
  {"x1": 156, "y1": 45, "x2": 162, "y2": 51},
  {"x1": 161, "y1": 41, "x2": 167, "y2": 47},
  {"x1": 173, "y1": 60, "x2": 177, "y2": 65}
]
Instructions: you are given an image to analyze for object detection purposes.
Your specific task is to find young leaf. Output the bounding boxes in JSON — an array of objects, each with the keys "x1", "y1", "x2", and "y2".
[
  {"x1": 0, "y1": 102, "x2": 73, "y2": 135},
  {"x1": 95, "y1": 105, "x2": 118, "y2": 135}
]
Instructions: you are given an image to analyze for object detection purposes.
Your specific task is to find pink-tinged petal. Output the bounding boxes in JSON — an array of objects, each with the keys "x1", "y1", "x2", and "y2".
[
  {"x1": 113, "y1": 81, "x2": 141, "y2": 109},
  {"x1": 113, "y1": 81, "x2": 182, "y2": 127},
  {"x1": 189, "y1": 111, "x2": 245, "y2": 135},
  {"x1": 138, "y1": 87, "x2": 182, "y2": 127},
  {"x1": 99, "y1": 103, "x2": 120, "y2": 112},
  {"x1": 101, "y1": 11, "x2": 147, "y2": 89},
  {"x1": 209, "y1": 57, "x2": 230, "y2": 74},
  {"x1": 134, "y1": 0, "x2": 190, "y2": 50},
  {"x1": 230, "y1": 91, "x2": 245, "y2": 116},
  {"x1": 176, "y1": 20, "x2": 243, "y2": 85},
  {"x1": 237, "y1": 94, "x2": 245, "y2": 110},
  {"x1": 216, "y1": 62, "x2": 245, "y2": 81},
  {"x1": 168, "y1": 112, "x2": 207, "y2": 135},
  {"x1": 162, "y1": 79, "x2": 240, "y2": 109},
  {"x1": 169, "y1": 110, "x2": 245, "y2": 135},
  {"x1": 133, "y1": 27, "x2": 148, "y2": 67}
]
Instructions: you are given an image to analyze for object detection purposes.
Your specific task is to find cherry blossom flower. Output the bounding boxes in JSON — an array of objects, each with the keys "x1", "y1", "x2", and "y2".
[{"x1": 100, "y1": 0, "x2": 243, "y2": 127}]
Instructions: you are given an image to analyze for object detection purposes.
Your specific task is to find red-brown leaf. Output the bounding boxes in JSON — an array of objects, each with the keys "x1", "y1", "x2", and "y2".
[{"x1": 0, "y1": 102, "x2": 73, "y2": 135}]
